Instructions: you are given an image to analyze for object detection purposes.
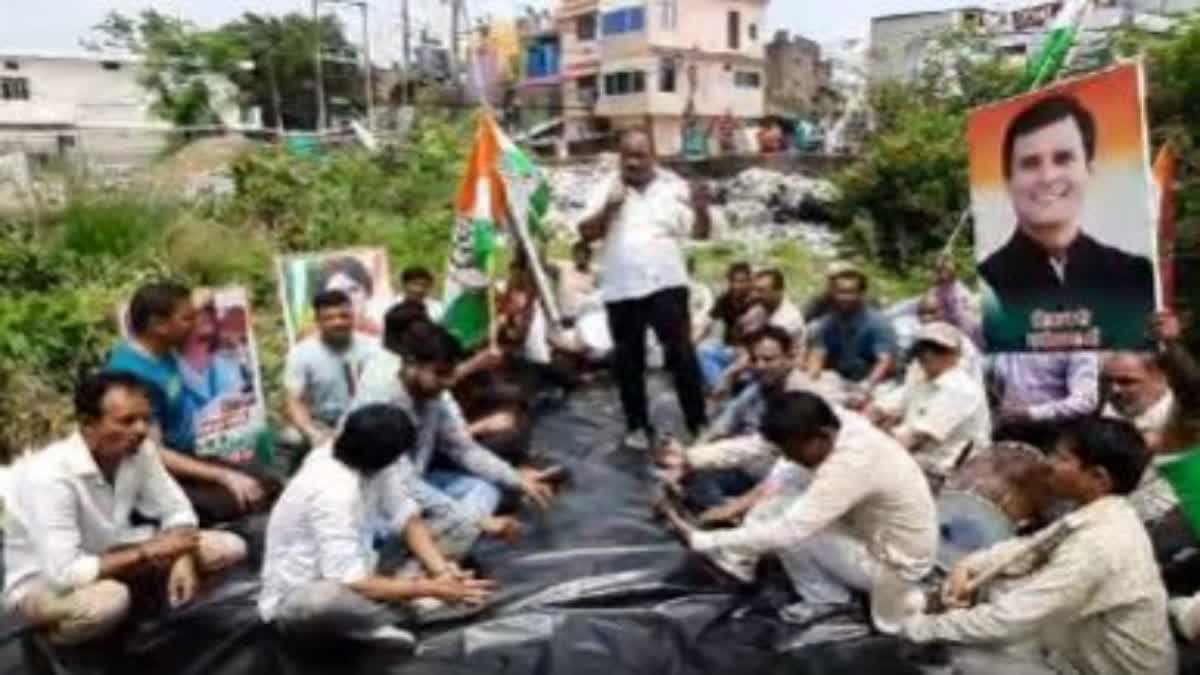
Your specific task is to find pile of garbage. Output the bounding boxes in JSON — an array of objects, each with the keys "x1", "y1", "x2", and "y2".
[{"x1": 543, "y1": 160, "x2": 840, "y2": 259}]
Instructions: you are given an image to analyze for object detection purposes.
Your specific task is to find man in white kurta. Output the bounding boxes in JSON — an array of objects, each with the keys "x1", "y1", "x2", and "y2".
[
  {"x1": 898, "y1": 417, "x2": 1175, "y2": 675},
  {"x1": 870, "y1": 322, "x2": 991, "y2": 481},
  {"x1": 684, "y1": 392, "x2": 938, "y2": 610}
]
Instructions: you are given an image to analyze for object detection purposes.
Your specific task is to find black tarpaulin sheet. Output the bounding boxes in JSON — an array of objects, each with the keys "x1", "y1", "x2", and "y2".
[{"x1": 0, "y1": 380, "x2": 981, "y2": 674}]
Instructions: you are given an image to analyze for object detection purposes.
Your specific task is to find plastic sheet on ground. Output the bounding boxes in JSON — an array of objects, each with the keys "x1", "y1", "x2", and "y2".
[{"x1": 0, "y1": 379, "x2": 965, "y2": 674}]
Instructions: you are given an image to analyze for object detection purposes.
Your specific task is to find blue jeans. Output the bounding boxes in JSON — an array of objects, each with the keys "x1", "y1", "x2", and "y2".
[
  {"x1": 425, "y1": 470, "x2": 502, "y2": 524},
  {"x1": 698, "y1": 341, "x2": 735, "y2": 390}
]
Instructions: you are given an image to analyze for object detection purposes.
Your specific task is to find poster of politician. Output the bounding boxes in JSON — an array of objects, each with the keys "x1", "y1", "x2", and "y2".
[
  {"x1": 969, "y1": 62, "x2": 1158, "y2": 352},
  {"x1": 118, "y1": 287, "x2": 268, "y2": 463},
  {"x1": 276, "y1": 247, "x2": 393, "y2": 345}
]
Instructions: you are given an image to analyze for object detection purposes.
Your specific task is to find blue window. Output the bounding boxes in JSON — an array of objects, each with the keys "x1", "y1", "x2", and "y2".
[
  {"x1": 602, "y1": 6, "x2": 646, "y2": 36},
  {"x1": 525, "y1": 39, "x2": 561, "y2": 79}
]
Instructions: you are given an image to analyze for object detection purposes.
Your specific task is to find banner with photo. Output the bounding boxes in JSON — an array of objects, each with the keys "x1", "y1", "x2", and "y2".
[
  {"x1": 119, "y1": 287, "x2": 268, "y2": 463},
  {"x1": 969, "y1": 62, "x2": 1159, "y2": 352},
  {"x1": 276, "y1": 247, "x2": 393, "y2": 346}
]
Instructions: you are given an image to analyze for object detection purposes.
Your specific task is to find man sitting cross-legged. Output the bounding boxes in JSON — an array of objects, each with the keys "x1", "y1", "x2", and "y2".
[
  {"x1": 259, "y1": 404, "x2": 496, "y2": 648},
  {"x1": 3, "y1": 372, "x2": 246, "y2": 645},
  {"x1": 658, "y1": 326, "x2": 817, "y2": 522},
  {"x1": 349, "y1": 319, "x2": 558, "y2": 559},
  {"x1": 866, "y1": 322, "x2": 991, "y2": 485}
]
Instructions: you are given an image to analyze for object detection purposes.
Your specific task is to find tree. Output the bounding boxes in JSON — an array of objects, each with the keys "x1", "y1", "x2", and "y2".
[
  {"x1": 831, "y1": 29, "x2": 1022, "y2": 271},
  {"x1": 87, "y1": 10, "x2": 363, "y2": 131}
]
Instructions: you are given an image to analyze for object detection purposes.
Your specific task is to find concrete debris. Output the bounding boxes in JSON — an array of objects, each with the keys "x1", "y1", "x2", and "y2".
[{"x1": 543, "y1": 160, "x2": 840, "y2": 260}]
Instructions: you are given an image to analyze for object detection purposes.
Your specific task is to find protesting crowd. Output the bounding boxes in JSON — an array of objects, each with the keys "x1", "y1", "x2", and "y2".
[{"x1": 3, "y1": 73, "x2": 1199, "y2": 674}]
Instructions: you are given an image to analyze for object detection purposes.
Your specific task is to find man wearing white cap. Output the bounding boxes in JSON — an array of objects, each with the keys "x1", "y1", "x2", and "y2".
[{"x1": 868, "y1": 322, "x2": 991, "y2": 482}]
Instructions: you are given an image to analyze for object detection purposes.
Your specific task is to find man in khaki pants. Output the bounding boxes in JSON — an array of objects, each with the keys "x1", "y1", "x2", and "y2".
[{"x1": 3, "y1": 372, "x2": 246, "y2": 644}]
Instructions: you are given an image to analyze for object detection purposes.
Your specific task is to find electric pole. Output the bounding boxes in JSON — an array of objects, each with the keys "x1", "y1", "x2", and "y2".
[
  {"x1": 313, "y1": 0, "x2": 328, "y2": 130},
  {"x1": 449, "y1": 0, "x2": 461, "y2": 91},
  {"x1": 401, "y1": 0, "x2": 410, "y2": 105},
  {"x1": 358, "y1": 1, "x2": 374, "y2": 130}
]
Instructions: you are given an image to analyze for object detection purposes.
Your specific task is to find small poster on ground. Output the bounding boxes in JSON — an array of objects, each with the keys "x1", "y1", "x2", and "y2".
[
  {"x1": 276, "y1": 247, "x2": 394, "y2": 345},
  {"x1": 968, "y1": 62, "x2": 1158, "y2": 352},
  {"x1": 118, "y1": 287, "x2": 268, "y2": 463}
]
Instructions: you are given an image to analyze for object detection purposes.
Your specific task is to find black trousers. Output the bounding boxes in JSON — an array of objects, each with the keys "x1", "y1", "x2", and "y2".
[{"x1": 605, "y1": 286, "x2": 708, "y2": 435}]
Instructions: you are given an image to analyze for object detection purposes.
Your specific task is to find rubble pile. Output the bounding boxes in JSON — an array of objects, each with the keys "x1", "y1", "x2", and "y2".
[{"x1": 543, "y1": 160, "x2": 841, "y2": 259}]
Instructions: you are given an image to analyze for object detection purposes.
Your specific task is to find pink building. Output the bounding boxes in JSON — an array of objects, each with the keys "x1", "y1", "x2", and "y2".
[{"x1": 554, "y1": 0, "x2": 767, "y2": 156}]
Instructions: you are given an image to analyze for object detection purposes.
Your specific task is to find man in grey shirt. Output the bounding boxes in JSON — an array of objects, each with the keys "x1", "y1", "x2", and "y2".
[{"x1": 283, "y1": 290, "x2": 382, "y2": 450}]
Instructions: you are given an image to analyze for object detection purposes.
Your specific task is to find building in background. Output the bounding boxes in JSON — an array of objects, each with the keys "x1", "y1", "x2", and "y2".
[
  {"x1": 868, "y1": 0, "x2": 1200, "y2": 84},
  {"x1": 765, "y1": 30, "x2": 832, "y2": 119},
  {"x1": 548, "y1": 0, "x2": 768, "y2": 157},
  {"x1": 0, "y1": 50, "x2": 240, "y2": 168},
  {"x1": 868, "y1": 7, "x2": 995, "y2": 83},
  {"x1": 515, "y1": 10, "x2": 565, "y2": 138}
]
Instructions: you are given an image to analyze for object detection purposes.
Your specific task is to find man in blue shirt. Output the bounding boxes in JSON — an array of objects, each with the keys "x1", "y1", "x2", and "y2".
[
  {"x1": 805, "y1": 264, "x2": 898, "y2": 402},
  {"x1": 106, "y1": 281, "x2": 277, "y2": 525}
]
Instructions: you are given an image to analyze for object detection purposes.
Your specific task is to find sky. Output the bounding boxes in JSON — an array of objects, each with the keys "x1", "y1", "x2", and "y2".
[{"x1": 0, "y1": 0, "x2": 973, "y2": 57}]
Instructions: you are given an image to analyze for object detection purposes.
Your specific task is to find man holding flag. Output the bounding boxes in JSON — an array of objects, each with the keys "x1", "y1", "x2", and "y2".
[{"x1": 578, "y1": 129, "x2": 711, "y2": 449}]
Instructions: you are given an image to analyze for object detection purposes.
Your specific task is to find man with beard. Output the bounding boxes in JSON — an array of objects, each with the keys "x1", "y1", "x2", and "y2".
[
  {"x1": 283, "y1": 290, "x2": 383, "y2": 451},
  {"x1": 805, "y1": 264, "x2": 899, "y2": 403},
  {"x1": 978, "y1": 95, "x2": 1155, "y2": 350},
  {"x1": 696, "y1": 262, "x2": 754, "y2": 390}
]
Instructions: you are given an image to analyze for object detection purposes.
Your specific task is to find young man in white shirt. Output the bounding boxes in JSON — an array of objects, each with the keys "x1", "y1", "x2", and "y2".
[
  {"x1": 3, "y1": 372, "x2": 246, "y2": 645},
  {"x1": 260, "y1": 404, "x2": 496, "y2": 647},
  {"x1": 578, "y1": 129, "x2": 711, "y2": 449},
  {"x1": 673, "y1": 391, "x2": 938, "y2": 616},
  {"x1": 283, "y1": 290, "x2": 382, "y2": 451},
  {"x1": 899, "y1": 417, "x2": 1175, "y2": 675},
  {"x1": 868, "y1": 322, "x2": 991, "y2": 483}
]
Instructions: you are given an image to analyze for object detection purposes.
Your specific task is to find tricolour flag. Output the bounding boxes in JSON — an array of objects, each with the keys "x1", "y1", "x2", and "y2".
[
  {"x1": 1020, "y1": 0, "x2": 1091, "y2": 90},
  {"x1": 442, "y1": 112, "x2": 558, "y2": 350},
  {"x1": 1158, "y1": 444, "x2": 1200, "y2": 538}
]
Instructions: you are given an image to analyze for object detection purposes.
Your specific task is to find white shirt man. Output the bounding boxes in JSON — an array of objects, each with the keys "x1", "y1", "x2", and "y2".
[
  {"x1": 582, "y1": 169, "x2": 694, "y2": 304},
  {"x1": 260, "y1": 404, "x2": 494, "y2": 645},
  {"x1": 577, "y1": 129, "x2": 710, "y2": 443},
  {"x1": 4, "y1": 373, "x2": 245, "y2": 645},
  {"x1": 872, "y1": 322, "x2": 991, "y2": 479},
  {"x1": 259, "y1": 447, "x2": 419, "y2": 623},
  {"x1": 686, "y1": 394, "x2": 938, "y2": 613}
]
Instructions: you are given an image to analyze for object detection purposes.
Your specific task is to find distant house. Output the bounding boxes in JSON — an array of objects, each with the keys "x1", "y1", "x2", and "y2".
[{"x1": 0, "y1": 50, "x2": 240, "y2": 168}]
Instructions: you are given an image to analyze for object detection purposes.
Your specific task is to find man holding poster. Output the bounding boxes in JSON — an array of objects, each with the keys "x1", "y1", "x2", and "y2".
[{"x1": 972, "y1": 64, "x2": 1158, "y2": 352}]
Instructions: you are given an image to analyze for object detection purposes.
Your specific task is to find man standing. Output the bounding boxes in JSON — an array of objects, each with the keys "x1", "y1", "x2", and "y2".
[
  {"x1": 978, "y1": 95, "x2": 1155, "y2": 350},
  {"x1": 283, "y1": 290, "x2": 382, "y2": 451},
  {"x1": 578, "y1": 129, "x2": 711, "y2": 448},
  {"x1": 868, "y1": 323, "x2": 991, "y2": 482},
  {"x1": 676, "y1": 392, "x2": 938, "y2": 615},
  {"x1": 106, "y1": 281, "x2": 277, "y2": 524},
  {"x1": 260, "y1": 405, "x2": 495, "y2": 647},
  {"x1": 805, "y1": 264, "x2": 899, "y2": 402},
  {"x1": 4, "y1": 372, "x2": 246, "y2": 645},
  {"x1": 898, "y1": 418, "x2": 1174, "y2": 675}
]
